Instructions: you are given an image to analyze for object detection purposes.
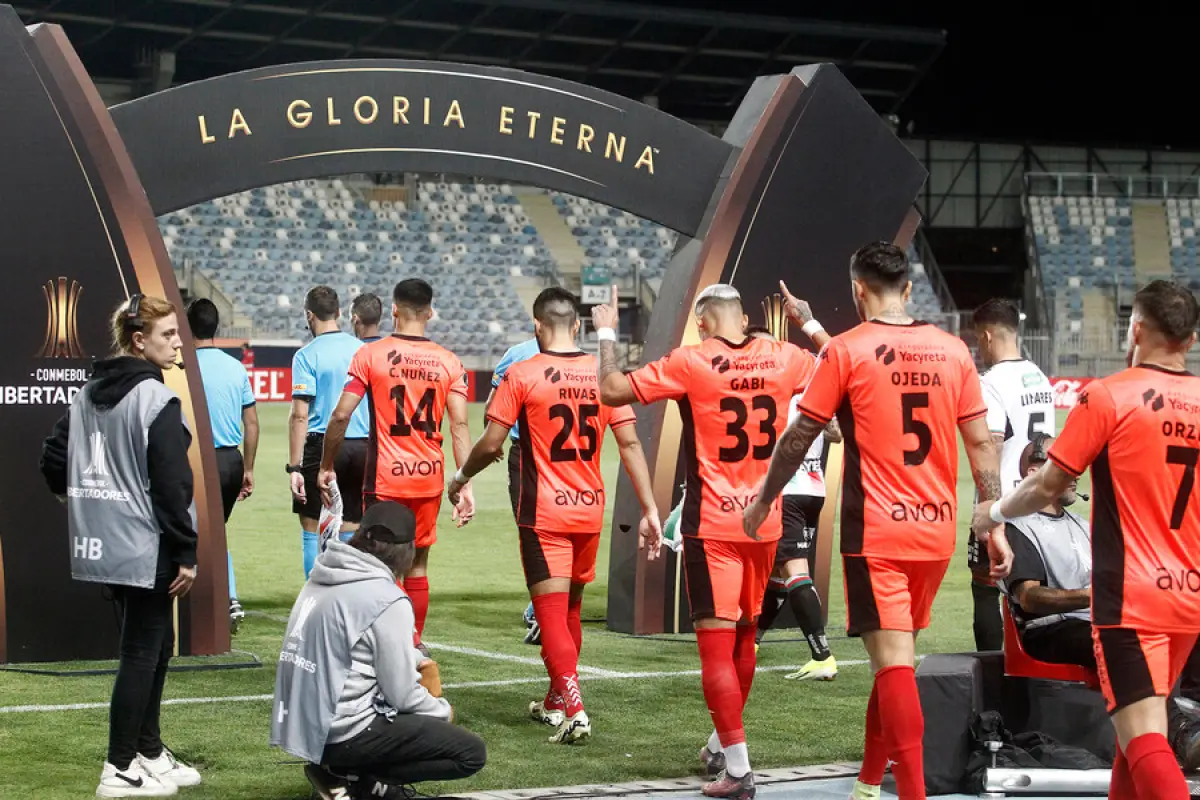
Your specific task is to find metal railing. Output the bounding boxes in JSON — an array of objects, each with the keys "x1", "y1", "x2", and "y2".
[{"x1": 1025, "y1": 171, "x2": 1200, "y2": 199}]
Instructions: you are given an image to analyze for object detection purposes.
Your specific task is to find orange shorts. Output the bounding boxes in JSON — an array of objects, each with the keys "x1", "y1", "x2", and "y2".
[
  {"x1": 683, "y1": 537, "x2": 777, "y2": 623},
  {"x1": 367, "y1": 494, "x2": 441, "y2": 549},
  {"x1": 518, "y1": 528, "x2": 600, "y2": 586},
  {"x1": 843, "y1": 556, "x2": 950, "y2": 636},
  {"x1": 1093, "y1": 628, "x2": 1200, "y2": 713}
]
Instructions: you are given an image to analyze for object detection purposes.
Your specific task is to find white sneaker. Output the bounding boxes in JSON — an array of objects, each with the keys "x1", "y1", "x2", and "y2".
[
  {"x1": 529, "y1": 698, "x2": 566, "y2": 727},
  {"x1": 96, "y1": 761, "x2": 177, "y2": 797},
  {"x1": 139, "y1": 749, "x2": 202, "y2": 788},
  {"x1": 549, "y1": 710, "x2": 591, "y2": 744}
]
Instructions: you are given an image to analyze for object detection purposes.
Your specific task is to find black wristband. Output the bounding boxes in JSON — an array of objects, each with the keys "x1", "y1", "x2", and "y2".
[{"x1": 285, "y1": 463, "x2": 303, "y2": 475}]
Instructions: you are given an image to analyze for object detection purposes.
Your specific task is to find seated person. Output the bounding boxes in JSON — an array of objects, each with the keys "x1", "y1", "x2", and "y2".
[
  {"x1": 998, "y1": 434, "x2": 1093, "y2": 668},
  {"x1": 1001, "y1": 434, "x2": 1200, "y2": 770},
  {"x1": 271, "y1": 501, "x2": 486, "y2": 798}
]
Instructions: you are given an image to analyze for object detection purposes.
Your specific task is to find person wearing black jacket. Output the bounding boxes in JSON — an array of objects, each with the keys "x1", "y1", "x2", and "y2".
[{"x1": 41, "y1": 294, "x2": 200, "y2": 798}]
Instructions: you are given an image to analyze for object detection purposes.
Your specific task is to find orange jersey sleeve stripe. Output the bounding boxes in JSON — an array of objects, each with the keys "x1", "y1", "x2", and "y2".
[
  {"x1": 797, "y1": 404, "x2": 834, "y2": 425},
  {"x1": 1047, "y1": 450, "x2": 1086, "y2": 478},
  {"x1": 485, "y1": 412, "x2": 516, "y2": 429},
  {"x1": 957, "y1": 408, "x2": 987, "y2": 424},
  {"x1": 610, "y1": 416, "x2": 637, "y2": 429},
  {"x1": 627, "y1": 373, "x2": 652, "y2": 406}
]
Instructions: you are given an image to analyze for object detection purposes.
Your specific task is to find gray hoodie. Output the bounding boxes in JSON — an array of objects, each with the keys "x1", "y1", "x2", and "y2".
[{"x1": 313, "y1": 543, "x2": 451, "y2": 745}]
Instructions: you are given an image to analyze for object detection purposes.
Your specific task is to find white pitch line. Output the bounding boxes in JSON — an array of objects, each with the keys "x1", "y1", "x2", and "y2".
[
  {"x1": 0, "y1": 660, "x2": 873, "y2": 714},
  {"x1": 246, "y1": 612, "x2": 621, "y2": 676}
]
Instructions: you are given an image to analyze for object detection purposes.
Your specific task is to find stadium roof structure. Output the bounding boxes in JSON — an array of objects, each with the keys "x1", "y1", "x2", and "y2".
[{"x1": 13, "y1": 0, "x2": 945, "y2": 124}]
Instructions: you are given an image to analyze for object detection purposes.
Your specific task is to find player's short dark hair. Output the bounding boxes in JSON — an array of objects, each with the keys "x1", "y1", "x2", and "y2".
[
  {"x1": 744, "y1": 324, "x2": 774, "y2": 339},
  {"x1": 186, "y1": 298, "x2": 219, "y2": 339},
  {"x1": 304, "y1": 285, "x2": 339, "y2": 321},
  {"x1": 351, "y1": 293, "x2": 383, "y2": 327},
  {"x1": 393, "y1": 278, "x2": 434, "y2": 312},
  {"x1": 532, "y1": 287, "x2": 578, "y2": 330},
  {"x1": 972, "y1": 298, "x2": 1021, "y2": 332},
  {"x1": 850, "y1": 241, "x2": 910, "y2": 293},
  {"x1": 1134, "y1": 280, "x2": 1200, "y2": 345}
]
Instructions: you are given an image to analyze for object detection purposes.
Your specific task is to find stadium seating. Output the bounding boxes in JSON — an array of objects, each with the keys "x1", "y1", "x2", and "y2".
[
  {"x1": 547, "y1": 190, "x2": 947, "y2": 319},
  {"x1": 159, "y1": 178, "x2": 557, "y2": 358},
  {"x1": 160, "y1": 177, "x2": 949, "y2": 358},
  {"x1": 1166, "y1": 197, "x2": 1200, "y2": 293},
  {"x1": 1027, "y1": 194, "x2": 1136, "y2": 334}
]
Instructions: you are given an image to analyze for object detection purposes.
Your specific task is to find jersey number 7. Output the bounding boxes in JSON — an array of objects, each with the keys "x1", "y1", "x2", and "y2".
[{"x1": 1167, "y1": 445, "x2": 1199, "y2": 530}]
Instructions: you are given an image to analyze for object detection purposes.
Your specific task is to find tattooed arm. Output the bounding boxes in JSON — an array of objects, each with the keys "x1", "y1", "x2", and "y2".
[
  {"x1": 743, "y1": 413, "x2": 826, "y2": 538},
  {"x1": 962, "y1": 415, "x2": 1002, "y2": 503},
  {"x1": 823, "y1": 416, "x2": 842, "y2": 444},
  {"x1": 592, "y1": 286, "x2": 639, "y2": 406},
  {"x1": 961, "y1": 414, "x2": 1014, "y2": 578},
  {"x1": 598, "y1": 340, "x2": 637, "y2": 406}
]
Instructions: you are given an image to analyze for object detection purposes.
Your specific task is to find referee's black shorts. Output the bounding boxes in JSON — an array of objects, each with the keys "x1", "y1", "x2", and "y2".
[
  {"x1": 215, "y1": 446, "x2": 244, "y2": 523},
  {"x1": 293, "y1": 433, "x2": 367, "y2": 523}
]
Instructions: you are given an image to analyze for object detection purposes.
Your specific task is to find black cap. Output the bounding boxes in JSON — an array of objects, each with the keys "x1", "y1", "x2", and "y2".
[{"x1": 357, "y1": 501, "x2": 416, "y2": 544}]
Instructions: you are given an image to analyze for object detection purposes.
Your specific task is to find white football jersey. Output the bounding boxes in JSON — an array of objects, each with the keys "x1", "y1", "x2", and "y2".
[
  {"x1": 783, "y1": 394, "x2": 826, "y2": 497},
  {"x1": 980, "y1": 359, "x2": 1056, "y2": 493}
]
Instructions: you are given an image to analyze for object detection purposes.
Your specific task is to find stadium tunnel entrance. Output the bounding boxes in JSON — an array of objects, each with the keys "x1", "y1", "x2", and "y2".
[{"x1": 2, "y1": 5, "x2": 925, "y2": 664}]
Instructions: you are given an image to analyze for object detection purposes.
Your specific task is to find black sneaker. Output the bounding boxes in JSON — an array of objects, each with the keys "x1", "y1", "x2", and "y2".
[
  {"x1": 305, "y1": 763, "x2": 352, "y2": 800},
  {"x1": 352, "y1": 779, "x2": 419, "y2": 800}
]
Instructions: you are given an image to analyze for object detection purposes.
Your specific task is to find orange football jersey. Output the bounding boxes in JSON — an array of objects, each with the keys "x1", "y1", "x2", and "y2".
[
  {"x1": 627, "y1": 336, "x2": 817, "y2": 542},
  {"x1": 798, "y1": 321, "x2": 986, "y2": 561},
  {"x1": 487, "y1": 351, "x2": 635, "y2": 533},
  {"x1": 1049, "y1": 365, "x2": 1200, "y2": 632},
  {"x1": 345, "y1": 334, "x2": 468, "y2": 500}
]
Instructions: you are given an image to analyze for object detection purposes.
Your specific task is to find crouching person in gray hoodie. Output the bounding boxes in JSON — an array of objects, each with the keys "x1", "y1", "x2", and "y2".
[{"x1": 271, "y1": 501, "x2": 486, "y2": 799}]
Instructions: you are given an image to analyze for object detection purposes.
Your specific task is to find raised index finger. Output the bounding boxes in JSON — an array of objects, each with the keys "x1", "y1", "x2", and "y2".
[{"x1": 779, "y1": 280, "x2": 796, "y2": 300}]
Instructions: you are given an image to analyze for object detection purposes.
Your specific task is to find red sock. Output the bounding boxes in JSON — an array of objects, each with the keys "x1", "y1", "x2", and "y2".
[
  {"x1": 875, "y1": 665, "x2": 925, "y2": 799},
  {"x1": 532, "y1": 593, "x2": 583, "y2": 716},
  {"x1": 734, "y1": 625, "x2": 757, "y2": 706},
  {"x1": 696, "y1": 628, "x2": 744, "y2": 746},
  {"x1": 403, "y1": 576, "x2": 430, "y2": 642},
  {"x1": 568, "y1": 596, "x2": 583, "y2": 656},
  {"x1": 859, "y1": 682, "x2": 887, "y2": 786},
  {"x1": 1110, "y1": 746, "x2": 1138, "y2": 800},
  {"x1": 1126, "y1": 733, "x2": 1188, "y2": 799}
]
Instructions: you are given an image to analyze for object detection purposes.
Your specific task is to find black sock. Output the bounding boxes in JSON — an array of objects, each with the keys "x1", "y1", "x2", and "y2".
[
  {"x1": 971, "y1": 580, "x2": 1004, "y2": 652},
  {"x1": 786, "y1": 577, "x2": 831, "y2": 661},
  {"x1": 756, "y1": 587, "x2": 787, "y2": 642}
]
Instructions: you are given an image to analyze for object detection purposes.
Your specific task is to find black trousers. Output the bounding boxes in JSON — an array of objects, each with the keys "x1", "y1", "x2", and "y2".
[
  {"x1": 215, "y1": 446, "x2": 244, "y2": 523},
  {"x1": 1021, "y1": 618, "x2": 1096, "y2": 670},
  {"x1": 107, "y1": 566, "x2": 175, "y2": 770},
  {"x1": 323, "y1": 713, "x2": 486, "y2": 785}
]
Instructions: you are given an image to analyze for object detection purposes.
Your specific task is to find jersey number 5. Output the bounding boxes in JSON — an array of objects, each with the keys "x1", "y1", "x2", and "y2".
[
  {"x1": 718, "y1": 396, "x2": 777, "y2": 462},
  {"x1": 390, "y1": 386, "x2": 438, "y2": 438},
  {"x1": 1167, "y1": 445, "x2": 1199, "y2": 530},
  {"x1": 550, "y1": 404, "x2": 600, "y2": 462},
  {"x1": 902, "y1": 392, "x2": 933, "y2": 466}
]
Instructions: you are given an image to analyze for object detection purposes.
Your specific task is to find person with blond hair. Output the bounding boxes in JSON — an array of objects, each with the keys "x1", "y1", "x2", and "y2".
[{"x1": 41, "y1": 293, "x2": 201, "y2": 797}]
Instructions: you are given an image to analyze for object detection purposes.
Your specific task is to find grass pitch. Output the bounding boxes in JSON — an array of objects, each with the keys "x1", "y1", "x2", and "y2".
[{"x1": 0, "y1": 406, "x2": 1083, "y2": 799}]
